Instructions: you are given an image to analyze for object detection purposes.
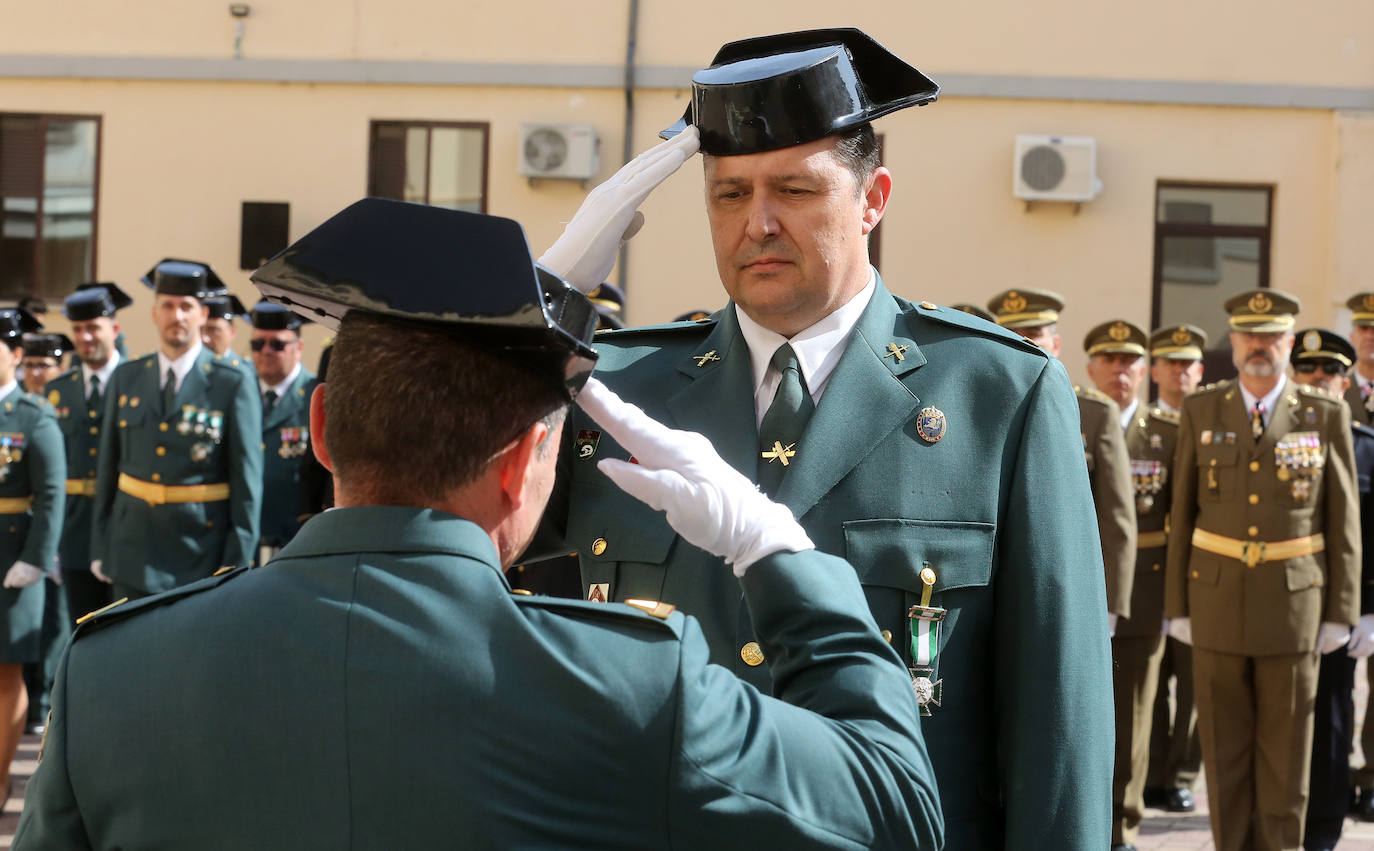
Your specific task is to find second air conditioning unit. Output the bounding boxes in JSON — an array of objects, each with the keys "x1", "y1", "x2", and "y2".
[
  {"x1": 1013, "y1": 135, "x2": 1102, "y2": 203},
  {"x1": 520, "y1": 123, "x2": 599, "y2": 181}
]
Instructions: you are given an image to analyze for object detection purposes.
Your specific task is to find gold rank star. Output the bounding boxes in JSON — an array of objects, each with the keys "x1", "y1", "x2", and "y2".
[{"x1": 761, "y1": 441, "x2": 796, "y2": 466}]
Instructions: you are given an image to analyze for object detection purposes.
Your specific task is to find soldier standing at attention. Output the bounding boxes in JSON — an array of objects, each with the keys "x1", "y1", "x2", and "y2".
[
  {"x1": 250, "y1": 300, "x2": 315, "y2": 558},
  {"x1": 19, "y1": 334, "x2": 71, "y2": 396},
  {"x1": 1143, "y1": 324, "x2": 1208, "y2": 814},
  {"x1": 89, "y1": 259, "x2": 262, "y2": 600},
  {"x1": 201, "y1": 293, "x2": 252, "y2": 374},
  {"x1": 988, "y1": 290, "x2": 1137, "y2": 637},
  {"x1": 0, "y1": 308, "x2": 64, "y2": 804},
  {"x1": 1165, "y1": 290, "x2": 1360, "y2": 851}
]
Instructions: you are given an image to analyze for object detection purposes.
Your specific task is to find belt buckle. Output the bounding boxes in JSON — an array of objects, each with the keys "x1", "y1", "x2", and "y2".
[{"x1": 1242, "y1": 540, "x2": 1266, "y2": 568}]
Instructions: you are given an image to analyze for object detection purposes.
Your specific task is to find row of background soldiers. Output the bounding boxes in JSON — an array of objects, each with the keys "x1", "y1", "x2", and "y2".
[{"x1": 12, "y1": 260, "x2": 320, "y2": 745}]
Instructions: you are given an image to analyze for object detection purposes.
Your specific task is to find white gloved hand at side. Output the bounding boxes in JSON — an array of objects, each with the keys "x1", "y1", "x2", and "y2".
[
  {"x1": 1167, "y1": 617, "x2": 1192, "y2": 646},
  {"x1": 1348, "y1": 614, "x2": 1374, "y2": 659},
  {"x1": 577, "y1": 378, "x2": 813, "y2": 575},
  {"x1": 1317, "y1": 621, "x2": 1352, "y2": 655},
  {"x1": 537, "y1": 127, "x2": 700, "y2": 292},
  {"x1": 1107, "y1": 613, "x2": 1118, "y2": 637},
  {"x1": 3, "y1": 560, "x2": 43, "y2": 589},
  {"x1": 91, "y1": 559, "x2": 113, "y2": 585}
]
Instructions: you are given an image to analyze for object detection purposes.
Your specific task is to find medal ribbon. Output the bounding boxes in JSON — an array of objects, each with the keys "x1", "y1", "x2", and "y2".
[{"x1": 908, "y1": 570, "x2": 945, "y2": 673}]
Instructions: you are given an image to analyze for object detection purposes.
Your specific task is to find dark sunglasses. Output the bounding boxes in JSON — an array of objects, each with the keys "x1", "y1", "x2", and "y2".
[
  {"x1": 250, "y1": 338, "x2": 294, "y2": 352},
  {"x1": 1294, "y1": 361, "x2": 1346, "y2": 376}
]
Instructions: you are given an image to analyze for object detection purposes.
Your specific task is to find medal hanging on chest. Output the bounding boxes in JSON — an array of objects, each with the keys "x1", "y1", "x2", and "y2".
[
  {"x1": 278, "y1": 427, "x2": 310, "y2": 459},
  {"x1": 908, "y1": 566, "x2": 946, "y2": 717},
  {"x1": 0, "y1": 433, "x2": 23, "y2": 483},
  {"x1": 177, "y1": 405, "x2": 196, "y2": 436},
  {"x1": 1131, "y1": 459, "x2": 1165, "y2": 513},
  {"x1": 1275, "y1": 432, "x2": 1324, "y2": 504}
]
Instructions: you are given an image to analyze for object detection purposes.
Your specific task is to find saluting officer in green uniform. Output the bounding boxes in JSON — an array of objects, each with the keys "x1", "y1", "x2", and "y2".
[
  {"x1": 1165, "y1": 290, "x2": 1360, "y2": 851},
  {"x1": 249, "y1": 300, "x2": 315, "y2": 556},
  {"x1": 528, "y1": 29, "x2": 1114, "y2": 849},
  {"x1": 200, "y1": 292, "x2": 254, "y2": 378},
  {"x1": 0, "y1": 308, "x2": 64, "y2": 800},
  {"x1": 988, "y1": 289, "x2": 1137, "y2": 632},
  {"x1": 16, "y1": 201, "x2": 944, "y2": 850},
  {"x1": 90, "y1": 259, "x2": 263, "y2": 599},
  {"x1": 1143, "y1": 324, "x2": 1208, "y2": 815}
]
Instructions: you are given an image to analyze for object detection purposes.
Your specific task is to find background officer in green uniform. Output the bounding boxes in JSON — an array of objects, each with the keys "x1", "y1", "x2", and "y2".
[
  {"x1": 1285, "y1": 328, "x2": 1374, "y2": 851},
  {"x1": 90, "y1": 259, "x2": 263, "y2": 599},
  {"x1": 201, "y1": 292, "x2": 254, "y2": 378},
  {"x1": 19, "y1": 334, "x2": 70, "y2": 396},
  {"x1": 0, "y1": 308, "x2": 64, "y2": 803},
  {"x1": 1143, "y1": 324, "x2": 1207, "y2": 814},
  {"x1": 988, "y1": 289, "x2": 1136, "y2": 635},
  {"x1": 529, "y1": 29, "x2": 1114, "y2": 849},
  {"x1": 1165, "y1": 290, "x2": 1360, "y2": 851},
  {"x1": 16, "y1": 201, "x2": 944, "y2": 850},
  {"x1": 249, "y1": 300, "x2": 315, "y2": 557}
]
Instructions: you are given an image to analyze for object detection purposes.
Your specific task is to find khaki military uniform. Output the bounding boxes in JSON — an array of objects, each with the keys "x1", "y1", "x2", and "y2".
[
  {"x1": 1165, "y1": 379, "x2": 1360, "y2": 851},
  {"x1": 1112, "y1": 405, "x2": 1177, "y2": 844},
  {"x1": 1078, "y1": 386, "x2": 1137, "y2": 616}
]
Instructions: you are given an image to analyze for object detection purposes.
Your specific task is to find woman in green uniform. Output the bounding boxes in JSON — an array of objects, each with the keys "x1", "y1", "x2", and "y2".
[{"x1": 0, "y1": 308, "x2": 64, "y2": 801}]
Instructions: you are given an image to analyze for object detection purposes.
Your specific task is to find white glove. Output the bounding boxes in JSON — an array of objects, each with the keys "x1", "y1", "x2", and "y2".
[
  {"x1": 3, "y1": 560, "x2": 43, "y2": 589},
  {"x1": 1107, "y1": 613, "x2": 1118, "y2": 637},
  {"x1": 577, "y1": 378, "x2": 813, "y2": 575},
  {"x1": 1161, "y1": 618, "x2": 1170, "y2": 636},
  {"x1": 1348, "y1": 614, "x2": 1374, "y2": 659},
  {"x1": 1167, "y1": 617, "x2": 1192, "y2": 646},
  {"x1": 90, "y1": 559, "x2": 113, "y2": 585},
  {"x1": 537, "y1": 127, "x2": 700, "y2": 292},
  {"x1": 1317, "y1": 621, "x2": 1352, "y2": 655}
]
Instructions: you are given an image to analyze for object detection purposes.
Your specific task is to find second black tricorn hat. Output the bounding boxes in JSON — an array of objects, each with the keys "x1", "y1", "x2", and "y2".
[
  {"x1": 660, "y1": 28, "x2": 938, "y2": 156},
  {"x1": 204, "y1": 294, "x2": 250, "y2": 323},
  {"x1": 140, "y1": 258, "x2": 225, "y2": 300},
  {"x1": 250, "y1": 299, "x2": 308, "y2": 332},
  {"x1": 0, "y1": 309, "x2": 42, "y2": 342},
  {"x1": 250, "y1": 198, "x2": 599, "y2": 398},
  {"x1": 64, "y1": 282, "x2": 134, "y2": 321},
  {"x1": 22, "y1": 333, "x2": 74, "y2": 360}
]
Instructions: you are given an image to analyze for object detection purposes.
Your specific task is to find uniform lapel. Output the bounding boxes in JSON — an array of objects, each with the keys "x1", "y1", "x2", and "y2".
[
  {"x1": 169, "y1": 349, "x2": 212, "y2": 420},
  {"x1": 775, "y1": 277, "x2": 924, "y2": 519},
  {"x1": 1255, "y1": 381, "x2": 1300, "y2": 458},
  {"x1": 263, "y1": 371, "x2": 307, "y2": 431},
  {"x1": 1343, "y1": 383, "x2": 1370, "y2": 425},
  {"x1": 664, "y1": 312, "x2": 759, "y2": 477}
]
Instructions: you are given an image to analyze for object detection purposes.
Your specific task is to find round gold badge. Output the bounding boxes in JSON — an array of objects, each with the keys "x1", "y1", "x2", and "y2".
[
  {"x1": 740, "y1": 642, "x2": 765, "y2": 667},
  {"x1": 1108, "y1": 321, "x2": 1130, "y2": 342},
  {"x1": 1002, "y1": 292, "x2": 1027, "y2": 314},
  {"x1": 1303, "y1": 330, "x2": 1321, "y2": 352},
  {"x1": 47, "y1": 390, "x2": 59, "y2": 405},
  {"x1": 1172, "y1": 326, "x2": 1191, "y2": 346},
  {"x1": 1249, "y1": 292, "x2": 1273, "y2": 314}
]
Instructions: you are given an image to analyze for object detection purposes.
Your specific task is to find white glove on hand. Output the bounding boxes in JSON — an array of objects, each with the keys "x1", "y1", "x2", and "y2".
[
  {"x1": 537, "y1": 127, "x2": 700, "y2": 292},
  {"x1": 1167, "y1": 617, "x2": 1192, "y2": 646},
  {"x1": 1317, "y1": 621, "x2": 1352, "y2": 655},
  {"x1": 90, "y1": 559, "x2": 113, "y2": 585},
  {"x1": 1107, "y1": 613, "x2": 1118, "y2": 637},
  {"x1": 578, "y1": 378, "x2": 813, "y2": 575},
  {"x1": 3, "y1": 560, "x2": 43, "y2": 589},
  {"x1": 1348, "y1": 614, "x2": 1374, "y2": 659}
]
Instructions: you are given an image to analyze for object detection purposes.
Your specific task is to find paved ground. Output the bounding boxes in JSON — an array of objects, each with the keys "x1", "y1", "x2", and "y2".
[{"x1": 1, "y1": 666, "x2": 1374, "y2": 848}]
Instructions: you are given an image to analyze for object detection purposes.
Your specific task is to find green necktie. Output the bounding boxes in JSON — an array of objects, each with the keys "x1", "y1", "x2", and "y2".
[
  {"x1": 264, "y1": 390, "x2": 278, "y2": 415},
  {"x1": 756, "y1": 343, "x2": 814, "y2": 497},
  {"x1": 162, "y1": 367, "x2": 177, "y2": 412}
]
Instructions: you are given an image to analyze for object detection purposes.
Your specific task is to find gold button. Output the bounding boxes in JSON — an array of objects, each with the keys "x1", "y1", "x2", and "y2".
[
  {"x1": 119, "y1": 420, "x2": 127, "y2": 428},
  {"x1": 88, "y1": 448, "x2": 97, "y2": 456},
  {"x1": 151, "y1": 473, "x2": 161, "y2": 482},
  {"x1": 130, "y1": 398, "x2": 139, "y2": 407},
  {"x1": 88, "y1": 426, "x2": 98, "y2": 435},
  {"x1": 159, "y1": 423, "x2": 169, "y2": 432},
  {"x1": 1209, "y1": 459, "x2": 1217, "y2": 467},
  {"x1": 740, "y1": 641, "x2": 765, "y2": 667},
  {"x1": 920, "y1": 567, "x2": 936, "y2": 586},
  {"x1": 88, "y1": 410, "x2": 97, "y2": 419},
  {"x1": 1249, "y1": 461, "x2": 1260, "y2": 472},
  {"x1": 1152, "y1": 563, "x2": 1161, "y2": 572},
  {"x1": 1192, "y1": 570, "x2": 1199, "y2": 579},
  {"x1": 156, "y1": 447, "x2": 166, "y2": 457},
  {"x1": 919, "y1": 301, "x2": 937, "y2": 310},
  {"x1": 205, "y1": 521, "x2": 213, "y2": 528},
  {"x1": 881, "y1": 629, "x2": 893, "y2": 643},
  {"x1": 1249, "y1": 494, "x2": 1259, "y2": 505},
  {"x1": 1248, "y1": 525, "x2": 1259, "y2": 536},
  {"x1": 590, "y1": 537, "x2": 607, "y2": 556}
]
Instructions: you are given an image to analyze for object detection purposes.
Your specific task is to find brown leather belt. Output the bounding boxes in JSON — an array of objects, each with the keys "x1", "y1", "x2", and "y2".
[
  {"x1": 65, "y1": 479, "x2": 96, "y2": 497},
  {"x1": 118, "y1": 473, "x2": 229, "y2": 506},
  {"x1": 1137, "y1": 530, "x2": 1167, "y2": 549},
  {"x1": 0, "y1": 497, "x2": 32, "y2": 515},
  {"x1": 1191, "y1": 528, "x2": 1325, "y2": 568}
]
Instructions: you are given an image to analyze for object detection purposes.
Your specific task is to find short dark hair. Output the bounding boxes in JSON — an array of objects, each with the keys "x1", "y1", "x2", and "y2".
[
  {"x1": 830, "y1": 123, "x2": 881, "y2": 191},
  {"x1": 325, "y1": 313, "x2": 568, "y2": 503}
]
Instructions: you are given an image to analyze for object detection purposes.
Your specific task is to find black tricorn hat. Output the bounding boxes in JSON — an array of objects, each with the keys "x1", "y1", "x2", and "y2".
[
  {"x1": 204, "y1": 294, "x2": 250, "y2": 322},
  {"x1": 64, "y1": 282, "x2": 134, "y2": 321},
  {"x1": 250, "y1": 198, "x2": 599, "y2": 398},
  {"x1": 139, "y1": 258, "x2": 225, "y2": 300},
  {"x1": 660, "y1": 28, "x2": 938, "y2": 156},
  {"x1": 250, "y1": 299, "x2": 308, "y2": 332},
  {"x1": 22, "y1": 333, "x2": 74, "y2": 360},
  {"x1": 0, "y1": 309, "x2": 43, "y2": 343}
]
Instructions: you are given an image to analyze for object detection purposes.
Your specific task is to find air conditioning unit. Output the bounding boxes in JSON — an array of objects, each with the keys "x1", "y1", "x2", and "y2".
[
  {"x1": 519, "y1": 123, "x2": 599, "y2": 180},
  {"x1": 1013, "y1": 135, "x2": 1102, "y2": 203}
]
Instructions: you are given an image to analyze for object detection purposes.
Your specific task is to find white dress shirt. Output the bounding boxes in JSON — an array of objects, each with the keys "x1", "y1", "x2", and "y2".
[
  {"x1": 157, "y1": 341, "x2": 203, "y2": 395},
  {"x1": 1119, "y1": 398, "x2": 1139, "y2": 431},
  {"x1": 1156, "y1": 398, "x2": 1180, "y2": 415},
  {"x1": 81, "y1": 351, "x2": 121, "y2": 400},
  {"x1": 1239, "y1": 375, "x2": 1287, "y2": 429},
  {"x1": 260, "y1": 363, "x2": 302, "y2": 404}
]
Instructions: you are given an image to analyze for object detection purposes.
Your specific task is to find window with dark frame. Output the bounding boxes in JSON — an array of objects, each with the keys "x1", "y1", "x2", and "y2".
[
  {"x1": 1151, "y1": 181, "x2": 1273, "y2": 383},
  {"x1": 368, "y1": 121, "x2": 489, "y2": 213},
  {"x1": 0, "y1": 113, "x2": 101, "y2": 301}
]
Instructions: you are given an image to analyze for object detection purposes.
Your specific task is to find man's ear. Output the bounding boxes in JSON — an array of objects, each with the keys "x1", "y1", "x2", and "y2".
[
  {"x1": 497, "y1": 420, "x2": 551, "y2": 512},
  {"x1": 309, "y1": 383, "x2": 331, "y2": 472},
  {"x1": 860, "y1": 166, "x2": 893, "y2": 235}
]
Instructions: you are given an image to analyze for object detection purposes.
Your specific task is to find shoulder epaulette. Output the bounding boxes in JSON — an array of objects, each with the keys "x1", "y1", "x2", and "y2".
[
  {"x1": 596, "y1": 318, "x2": 717, "y2": 339},
  {"x1": 906, "y1": 299, "x2": 1048, "y2": 356},
  {"x1": 54, "y1": 368, "x2": 81, "y2": 385},
  {"x1": 1297, "y1": 384, "x2": 1342, "y2": 403},
  {"x1": 1076, "y1": 385, "x2": 1114, "y2": 406},
  {"x1": 1149, "y1": 406, "x2": 1181, "y2": 425},
  {"x1": 17, "y1": 392, "x2": 50, "y2": 413},
  {"x1": 512, "y1": 594, "x2": 683, "y2": 635},
  {"x1": 70, "y1": 567, "x2": 249, "y2": 640}
]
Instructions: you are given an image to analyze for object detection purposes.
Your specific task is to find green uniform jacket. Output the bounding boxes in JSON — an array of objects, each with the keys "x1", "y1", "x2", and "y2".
[
  {"x1": 90, "y1": 348, "x2": 263, "y2": 593},
  {"x1": 1118, "y1": 406, "x2": 1179, "y2": 637},
  {"x1": 46, "y1": 368, "x2": 101, "y2": 574},
  {"x1": 15, "y1": 507, "x2": 943, "y2": 850},
  {"x1": 259, "y1": 368, "x2": 317, "y2": 547},
  {"x1": 530, "y1": 276, "x2": 1114, "y2": 849},
  {"x1": 1164, "y1": 379, "x2": 1361, "y2": 654},
  {"x1": 1343, "y1": 383, "x2": 1371, "y2": 426},
  {"x1": 1078, "y1": 387, "x2": 1137, "y2": 617}
]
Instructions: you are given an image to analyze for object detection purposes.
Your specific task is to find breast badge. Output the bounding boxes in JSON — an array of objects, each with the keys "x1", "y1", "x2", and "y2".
[
  {"x1": 1275, "y1": 432, "x2": 1324, "y2": 504},
  {"x1": 277, "y1": 427, "x2": 310, "y2": 459},
  {"x1": 575, "y1": 429, "x2": 601, "y2": 459},
  {"x1": 915, "y1": 406, "x2": 946, "y2": 444},
  {"x1": 1131, "y1": 459, "x2": 1166, "y2": 513},
  {"x1": 0, "y1": 433, "x2": 24, "y2": 482}
]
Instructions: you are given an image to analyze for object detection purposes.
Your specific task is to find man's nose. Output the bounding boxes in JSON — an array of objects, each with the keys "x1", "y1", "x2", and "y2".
[{"x1": 744, "y1": 196, "x2": 781, "y2": 242}]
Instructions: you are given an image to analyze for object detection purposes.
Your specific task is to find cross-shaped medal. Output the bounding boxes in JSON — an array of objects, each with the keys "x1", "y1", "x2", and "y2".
[
  {"x1": 883, "y1": 342, "x2": 909, "y2": 362},
  {"x1": 693, "y1": 351, "x2": 721, "y2": 367},
  {"x1": 760, "y1": 440, "x2": 796, "y2": 466}
]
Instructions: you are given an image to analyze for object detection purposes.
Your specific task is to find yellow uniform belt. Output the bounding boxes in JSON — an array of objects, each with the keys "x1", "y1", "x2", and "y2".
[
  {"x1": 118, "y1": 473, "x2": 230, "y2": 506},
  {"x1": 1137, "y1": 530, "x2": 1167, "y2": 549},
  {"x1": 0, "y1": 497, "x2": 32, "y2": 515},
  {"x1": 65, "y1": 479, "x2": 97, "y2": 497},
  {"x1": 1191, "y1": 528, "x2": 1325, "y2": 568}
]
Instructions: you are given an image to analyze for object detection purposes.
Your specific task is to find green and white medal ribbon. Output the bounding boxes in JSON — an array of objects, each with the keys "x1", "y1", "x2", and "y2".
[{"x1": 908, "y1": 566, "x2": 946, "y2": 717}]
